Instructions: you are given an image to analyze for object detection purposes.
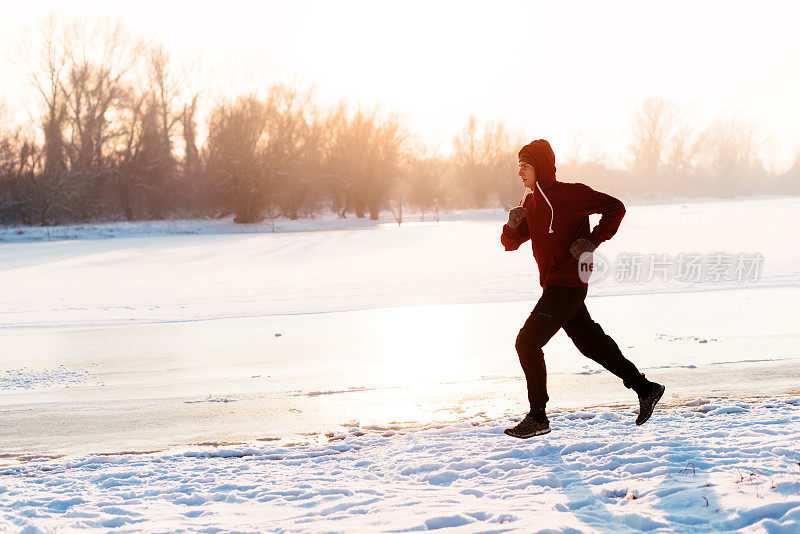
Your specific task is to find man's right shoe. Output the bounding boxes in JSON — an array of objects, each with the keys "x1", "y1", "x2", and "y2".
[
  {"x1": 636, "y1": 382, "x2": 665, "y2": 426},
  {"x1": 504, "y1": 413, "x2": 551, "y2": 439}
]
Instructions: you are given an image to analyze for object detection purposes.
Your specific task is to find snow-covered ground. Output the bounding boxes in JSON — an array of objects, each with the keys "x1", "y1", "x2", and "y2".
[
  {"x1": 0, "y1": 208, "x2": 510, "y2": 243},
  {"x1": 0, "y1": 196, "x2": 799, "y2": 532},
  {"x1": 2, "y1": 398, "x2": 799, "y2": 532}
]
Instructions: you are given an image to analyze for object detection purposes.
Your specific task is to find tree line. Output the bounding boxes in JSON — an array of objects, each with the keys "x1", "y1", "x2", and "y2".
[{"x1": 1, "y1": 18, "x2": 798, "y2": 227}]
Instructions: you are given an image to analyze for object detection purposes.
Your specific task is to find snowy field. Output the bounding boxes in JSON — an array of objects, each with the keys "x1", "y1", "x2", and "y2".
[
  {"x1": 0, "y1": 196, "x2": 796, "y2": 328},
  {"x1": 1, "y1": 196, "x2": 799, "y2": 532},
  {"x1": 2, "y1": 399, "x2": 799, "y2": 532}
]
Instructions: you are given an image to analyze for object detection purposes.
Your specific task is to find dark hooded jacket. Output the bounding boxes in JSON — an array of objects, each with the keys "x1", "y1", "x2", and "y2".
[{"x1": 501, "y1": 139, "x2": 625, "y2": 288}]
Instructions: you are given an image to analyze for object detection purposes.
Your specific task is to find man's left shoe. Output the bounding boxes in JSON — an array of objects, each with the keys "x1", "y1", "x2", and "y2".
[
  {"x1": 504, "y1": 413, "x2": 551, "y2": 439},
  {"x1": 636, "y1": 382, "x2": 665, "y2": 426}
]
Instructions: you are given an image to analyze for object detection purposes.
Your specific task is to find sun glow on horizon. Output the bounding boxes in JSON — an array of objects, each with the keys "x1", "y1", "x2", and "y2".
[{"x1": 1, "y1": 1, "x2": 800, "y2": 169}]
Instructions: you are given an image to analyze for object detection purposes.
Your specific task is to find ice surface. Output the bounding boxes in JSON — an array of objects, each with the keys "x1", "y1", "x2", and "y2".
[{"x1": 0, "y1": 288, "x2": 797, "y2": 458}]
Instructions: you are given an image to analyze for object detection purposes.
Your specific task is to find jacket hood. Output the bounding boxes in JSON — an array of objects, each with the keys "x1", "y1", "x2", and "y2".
[{"x1": 518, "y1": 139, "x2": 557, "y2": 190}]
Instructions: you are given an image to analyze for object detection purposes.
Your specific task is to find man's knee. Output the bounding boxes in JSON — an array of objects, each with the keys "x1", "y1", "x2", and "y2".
[
  {"x1": 515, "y1": 329, "x2": 527, "y2": 354},
  {"x1": 516, "y1": 328, "x2": 544, "y2": 356}
]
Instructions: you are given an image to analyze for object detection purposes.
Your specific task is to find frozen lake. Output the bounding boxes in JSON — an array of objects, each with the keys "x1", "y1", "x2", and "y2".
[
  {"x1": 1, "y1": 196, "x2": 798, "y2": 458},
  {"x1": 1, "y1": 288, "x2": 798, "y2": 458}
]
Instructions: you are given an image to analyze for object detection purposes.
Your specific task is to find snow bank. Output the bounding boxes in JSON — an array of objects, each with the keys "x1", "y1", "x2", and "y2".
[
  {"x1": 1, "y1": 398, "x2": 799, "y2": 532},
  {"x1": 0, "y1": 195, "x2": 793, "y2": 244},
  {"x1": 0, "y1": 208, "x2": 507, "y2": 243}
]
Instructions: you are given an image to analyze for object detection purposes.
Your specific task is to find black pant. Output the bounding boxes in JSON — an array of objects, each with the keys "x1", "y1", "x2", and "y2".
[{"x1": 515, "y1": 285, "x2": 650, "y2": 415}]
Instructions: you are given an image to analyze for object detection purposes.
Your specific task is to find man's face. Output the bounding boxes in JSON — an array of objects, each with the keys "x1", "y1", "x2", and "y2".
[{"x1": 518, "y1": 162, "x2": 536, "y2": 188}]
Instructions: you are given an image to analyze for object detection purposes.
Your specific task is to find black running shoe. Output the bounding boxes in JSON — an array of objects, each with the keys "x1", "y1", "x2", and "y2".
[
  {"x1": 636, "y1": 382, "x2": 665, "y2": 426},
  {"x1": 504, "y1": 414, "x2": 551, "y2": 439}
]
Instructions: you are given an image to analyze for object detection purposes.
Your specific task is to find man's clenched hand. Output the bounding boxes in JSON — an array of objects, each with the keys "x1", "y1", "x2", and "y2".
[
  {"x1": 507, "y1": 206, "x2": 527, "y2": 228},
  {"x1": 570, "y1": 238, "x2": 597, "y2": 259}
]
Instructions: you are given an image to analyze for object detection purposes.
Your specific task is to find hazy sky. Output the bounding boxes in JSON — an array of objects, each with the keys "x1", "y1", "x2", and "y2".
[{"x1": 1, "y1": 0, "x2": 799, "y2": 169}]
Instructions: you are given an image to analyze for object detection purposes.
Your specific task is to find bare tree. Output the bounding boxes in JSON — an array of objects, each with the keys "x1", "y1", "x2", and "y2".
[
  {"x1": 181, "y1": 94, "x2": 200, "y2": 177},
  {"x1": 149, "y1": 46, "x2": 181, "y2": 158},
  {"x1": 630, "y1": 97, "x2": 681, "y2": 172},
  {"x1": 692, "y1": 116, "x2": 767, "y2": 197},
  {"x1": 23, "y1": 15, "x2": 68, "y2": 181},
  {"x1": 404, "y1": 152, "x2": 447, "y2": 222},
  {"x1": 321, "y1": 105, "x2": 349, "y2": 217},
  {"x1": 327, "y1": 107, "x2": 407, "y2": 220},
  {"x1": 17, "y1": 15, "x2": 147, "y2": 222},
  {"x1": 61, "y1": 18, "x2": 144, "y2": 171},
  {"x1": 776, "y1": 154, "x2": 800, "y2": 195},
  {"x1": 20, "y1": 15, "x2": 71, "y2": 224},
  {"x1": 628, "y1": 97, "x2": 695, "y2": 198},
  {"x1": 0, "y1": 104, "x2": 42, "y2": 224},
  {"x1": 564, "y1": 130, "x2": 607, "y2": 167},
  {"x1": 201, "y1": 85, "x2": 327, "y2": 224},
  {"x1": 370, "y1": 115, "x2": 406, "y2": 220},
  {"x1": 452, "y1": 117, "x2": 517, "y2": 208},
  {"x1": 263, "y1": 85, "x2": 320, "y2": 221},
  {"x1": 203, "y1": 96, "x2": 270, "y2": 222}
]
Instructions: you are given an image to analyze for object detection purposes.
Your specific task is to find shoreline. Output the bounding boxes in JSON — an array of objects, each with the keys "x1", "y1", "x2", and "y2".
[
  {"x1": 2, "y1": 392, "x2": 799, "y2": 464},
  {"x1": 3, "y1": 357, "x2": 798, "y2": 460}
]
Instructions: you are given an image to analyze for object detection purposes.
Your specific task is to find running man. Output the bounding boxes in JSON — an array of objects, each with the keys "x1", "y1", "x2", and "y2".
[{"x1": 501, "y1": 139, "x2": 665, "y2": 439}]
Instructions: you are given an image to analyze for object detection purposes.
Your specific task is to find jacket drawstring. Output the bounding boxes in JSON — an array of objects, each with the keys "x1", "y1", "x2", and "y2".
[{"x1": 536, "y1": 182, "x2": 555, "y2": 234}]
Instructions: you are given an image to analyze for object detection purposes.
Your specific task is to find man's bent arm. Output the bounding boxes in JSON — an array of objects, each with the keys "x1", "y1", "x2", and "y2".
[
  {"x1": 501, "y1": 221, "x2": 531, "y2": 251},
  {"x1": 573, "y1": 183, "x2": 626, "y2": 247}
]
